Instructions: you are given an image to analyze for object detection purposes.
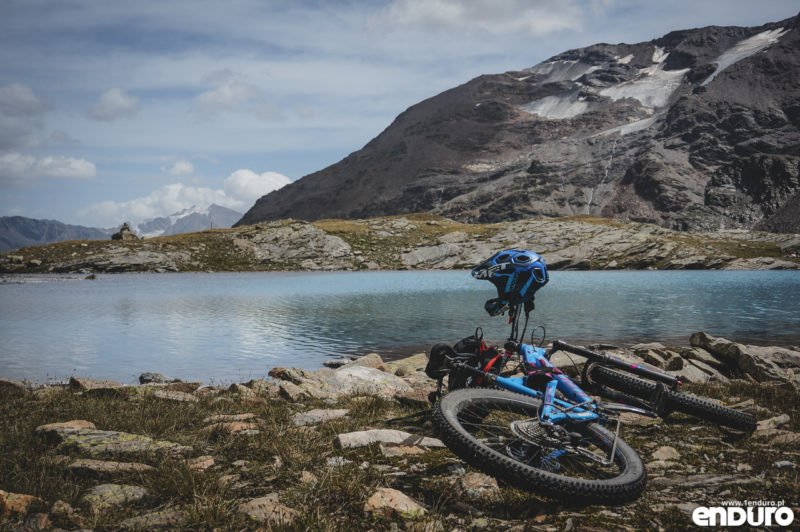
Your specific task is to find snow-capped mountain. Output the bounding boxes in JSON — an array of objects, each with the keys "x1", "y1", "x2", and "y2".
[
  {"x1": 136, "y1": 204, "x2": 242, "y2": 238},
  {"x1": 238, "y1": 14, "x2": 800, "y2": 233}
]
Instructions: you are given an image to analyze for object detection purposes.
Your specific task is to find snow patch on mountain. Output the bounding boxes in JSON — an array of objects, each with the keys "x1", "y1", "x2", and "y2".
[
  {"x1": 598, "y1": 63, "x2": 688, "y2": 109},
  {"x1": 594, "y1": 115, "x2": 659, "y2": 137},
  {"x1": 527, "y1": 60, "x2": 599, "y2": 84},
  {"x1": 701, "y1": 27, "x2": 789, "y2": 86},
  {"x1": 519, "y1": 88, "x2": 590, "y2": 120}
]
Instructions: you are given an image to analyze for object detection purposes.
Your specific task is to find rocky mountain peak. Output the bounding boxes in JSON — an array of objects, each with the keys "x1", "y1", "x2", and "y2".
[{"x1": 237, "y1": 14, "x2": 800, "y2": 233}]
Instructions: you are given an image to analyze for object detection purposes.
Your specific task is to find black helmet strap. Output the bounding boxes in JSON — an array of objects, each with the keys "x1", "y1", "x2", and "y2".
[{"x1": 508, "y1": 296, "x2": 535, "y2": 343}]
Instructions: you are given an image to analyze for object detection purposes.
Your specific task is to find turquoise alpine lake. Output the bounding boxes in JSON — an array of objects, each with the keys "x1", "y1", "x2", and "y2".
[{"x1": 1, "y1": 270, "x2": 798, "y2": 384}]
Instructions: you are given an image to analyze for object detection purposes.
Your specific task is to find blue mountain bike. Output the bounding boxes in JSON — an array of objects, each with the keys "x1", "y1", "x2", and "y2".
[
  {"x1": 426, "y1": 330, "x2": 755, "y2": 502},
  {"x1": 427, "y1": 335, "x2": 649, "y2": 502}
]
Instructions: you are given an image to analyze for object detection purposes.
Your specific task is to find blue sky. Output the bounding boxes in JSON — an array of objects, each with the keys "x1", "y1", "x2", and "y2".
[{"x1": 1, "y1": 0, "x2": 797, "y2": 227}]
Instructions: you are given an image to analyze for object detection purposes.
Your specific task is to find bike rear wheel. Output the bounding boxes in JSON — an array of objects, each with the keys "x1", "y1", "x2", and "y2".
[
  {"x1": 589, "y1": 366, "x2": 756, "y2": 432},
  {"x1": 432, "y1": 388, "x2": 646, "y2": 503}
]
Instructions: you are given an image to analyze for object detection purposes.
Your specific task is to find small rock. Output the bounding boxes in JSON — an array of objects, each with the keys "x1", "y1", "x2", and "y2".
[
  {"x1": 202, "y1": 422, "x2": 260, "y2": 434},
  {"x1": 770, "y1": 432, "x2": 800, "y2": 445},
  {"x1": 334, "y1": 429, "x2": 444, "y2": 449},
  {"x1": 278, "y1": 381, "x2": 308, "y2": 401},
  {"x1": 327, "y1": 366, "x2": 413, "y2": 397},
  {"x1": 150, "y1": 389, "x2": 199, "y2": 402},
  {"x1": 120, "y1": 508, "x2": 185, "y2": 529},
  {"x1": 364, "y1": 487, "x2": 426, "y2": 519},
  {"x1": 202, "y1": 413, "x2": 256, "y2": 423},
  {"x1": 49, "y1": 500, "x2": 74, "y2": 518},
  {"x1": 36, "y1": 420, "x2": 97, "y2": 443},
  {"x1": 737, "y1": 463, "x2": 752, "y2": 472},
  {"x1": 300, "y1": 470, "x2": 317, "y2": 483},
  {"x1": 772, "y1": 460, "x2": 796, "y2": 469},
  {"x1": 757, "y1": 414, "x2": 790, "y2": 431},
  {"x1": 0, "y1": 490, "x2": 45, "y2": 517},
  {"x1": 323, "y1": 356, "x2": 356, "y2": 369},
  {"x1": 455, "y1": 472, "x2": 501, "y2": 501},
  {"x1": 291, "y1": 408, "x2": 349, "y2": 426},
  {"x1": 160, "y1": 381, "x2": 202, "y2": 393},
  {"x1": 327, "y1": 456, "x2": 353, "y2": 467},
  {"x1": 447, "y1": 463, "x2": 467, "y2": 475},
  {"x1": 0, "y1": 378, "x2": 28, "y2": 397},
  {"x1": 68, "y1": 459, "x2": 154, "y2": 476},
  {"x1": 186, "y1": 455, "x2": 215, "y2": 471},
  {"x1": 194, "y1": 386, "x2": 224, "y2": 397},
  {"x1": 43, "y1": 427, "x2": 192, "y2": 458},
  {"x1": 138, "y1": 372, "x2": 171, "y2": 384},
  {"x1": 242, "y1": 396, "x2": 268, "y2": 407},
  {"x1": 652, "y1": 446, "x2": 680, "y2": 461},
  {"x1": 380, "y1": 443, "x2": 427, "y2": 457},
  {"x1": 395, "y1": 366, "x2": 408, "y2": 377},
  {"x1": 238, "y1": 493, "x2": 298, "y2": 525},
  {"x1": 665, "y1": 354, "x2": 685, "y2": 371},
  {"x1": 68, "y1": 377, "x2": 123, "y2": 392},
  {"x1": 111, "y1": 222, "x2": 140, "y2": 241},
  {"x1": 244, "y1": 379, "x2": 280, "y2": 395},
  {"x1": 228, "y1": 383, "x2": 256, "y2": 397},
  {"x1": 343, "y1": 353, "x2": 389, "y2": 372},
  {"x1": 83, "y1": 484, "x2": 148, "y2": 513}
]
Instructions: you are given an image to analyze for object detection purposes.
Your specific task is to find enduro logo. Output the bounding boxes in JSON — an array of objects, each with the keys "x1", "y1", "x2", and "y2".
[{"x1": 692, "y1": 501, "x2": 794, "y2": 527}]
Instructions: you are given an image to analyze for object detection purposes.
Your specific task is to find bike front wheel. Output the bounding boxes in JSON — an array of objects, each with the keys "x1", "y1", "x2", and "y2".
[
  {"x1": 589, "y1": 366, "x2": 756, "y2": 432},
  {"x1": 432, "y1": 388, "x2": 646, "y2": 503}
]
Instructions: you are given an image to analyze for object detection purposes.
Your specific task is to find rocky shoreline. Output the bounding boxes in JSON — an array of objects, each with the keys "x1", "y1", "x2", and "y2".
[
  {"x1": 1, "y1": 332, "x2": 798, "y2": 530},
  {"x1": 1, "y1": 215, "x2": 798, "y2": 274}
]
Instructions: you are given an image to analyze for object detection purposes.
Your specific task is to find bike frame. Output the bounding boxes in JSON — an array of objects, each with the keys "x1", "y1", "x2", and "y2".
[
  {"x1": 454, "y1": 343, "x2": 602, "y2": 425},
  {"x1": 452, "y1": 339, "x2": 682, "y2": 426},
  {"x1": 495, "y1": 344, "x2": 599, "y2": 424}
]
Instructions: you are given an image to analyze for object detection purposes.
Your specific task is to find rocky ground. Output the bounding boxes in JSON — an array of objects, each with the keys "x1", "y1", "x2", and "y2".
[
  {"x1": 1, "y1": 332, "x2": 798, "y2": 531},
  {"x1": 1, "y1": 214, "x2": 798, "y2": 274}
]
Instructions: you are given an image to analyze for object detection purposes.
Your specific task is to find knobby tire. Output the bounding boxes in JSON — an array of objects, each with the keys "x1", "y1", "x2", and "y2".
[
  {"x1": 590, "y1": 366, "x2": 756, "y2": 432},
  {"x1": 432, "y1": 388, "x2": 646, "y2": 503}
]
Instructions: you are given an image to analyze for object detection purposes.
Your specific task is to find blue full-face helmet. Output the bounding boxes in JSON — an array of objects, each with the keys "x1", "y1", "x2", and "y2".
[{"x1": 471, "y1": 249, "x2": 548, "y2": 316}]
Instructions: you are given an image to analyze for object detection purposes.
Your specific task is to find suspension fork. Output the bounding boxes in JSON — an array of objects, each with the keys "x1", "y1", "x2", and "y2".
[{"x1": 539, "y1": 379, "x2": 559, "y2": 422}]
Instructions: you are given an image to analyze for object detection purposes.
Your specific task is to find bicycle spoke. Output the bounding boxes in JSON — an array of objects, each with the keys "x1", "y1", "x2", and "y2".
[{"x1": 456, "y1": 397, "x2": 623, "y2": 481}]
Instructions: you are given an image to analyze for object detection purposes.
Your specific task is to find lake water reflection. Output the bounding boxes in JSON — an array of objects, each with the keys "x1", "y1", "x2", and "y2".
[{"x1": 1, "y1": 270, "x2": 798, "y2": 383}]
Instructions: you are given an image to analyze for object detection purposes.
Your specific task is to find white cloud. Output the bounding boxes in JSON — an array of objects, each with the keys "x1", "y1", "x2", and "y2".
[
  {"x1": 79, "y1": 169, "x2": 290, "y2": 226},
  {"x1": 0, "y1": 83, "x2": 46, "y2": 117},
  {"x1": 166, "y1": 159, "x2": 195, "y2": 176},
  {"x1": 0, "y1": 152, "x2": 96, "y2": 187},
  {"x1": 223, "y1": 169, "x2": 291, "y2": 206},
  {"x1": 89, "y1": 88, "x2": 140, "y2": 121},
  {"x1": 376, "y1": 0, "x2": 583, "y2": 36},
  {"x1": 0, "y1": 83, "x2": 46, "y2": 150},
  {"x1": 193, "y1": 79, "x2": 261, "y2": 117}
]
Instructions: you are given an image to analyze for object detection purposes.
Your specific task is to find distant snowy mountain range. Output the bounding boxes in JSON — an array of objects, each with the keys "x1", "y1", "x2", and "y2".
[
  {"x1": 0, "y1": 204, "x2": 243, "y2": 251},
  {"x1": 135, "y1": 204, "x2": 242, "y2": 238}
]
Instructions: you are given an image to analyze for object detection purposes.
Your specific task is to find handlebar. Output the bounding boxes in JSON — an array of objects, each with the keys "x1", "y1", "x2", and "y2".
[{"x1": 551, "y1": 340, "x2": 682, "y2": 387}]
